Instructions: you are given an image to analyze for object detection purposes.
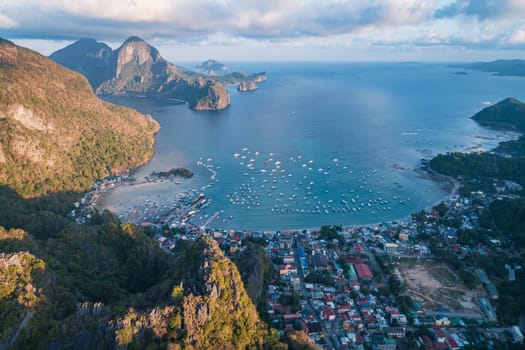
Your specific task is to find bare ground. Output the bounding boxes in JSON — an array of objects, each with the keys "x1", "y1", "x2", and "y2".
[{"x1": 395, "y1": 259, "x2": 482, "y2": 312}]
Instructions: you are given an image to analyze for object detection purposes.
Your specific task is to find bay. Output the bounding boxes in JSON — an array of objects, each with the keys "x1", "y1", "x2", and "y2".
[{"x1": 100, "y1": 62, "x2": 522, "y2": 231}]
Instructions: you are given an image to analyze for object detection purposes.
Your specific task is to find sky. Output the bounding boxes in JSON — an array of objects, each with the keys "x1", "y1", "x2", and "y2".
[{"x1": 1, "y1": 0, "x2": 525, "y2": 63}]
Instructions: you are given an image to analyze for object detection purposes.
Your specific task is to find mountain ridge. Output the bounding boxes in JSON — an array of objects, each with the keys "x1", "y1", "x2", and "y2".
[
  {"x1": 0, "y1": 38, "x2": 159, "y2": 198},
  {"x1": 51, "y1": 37, "x2": 231, "y2": 110}
]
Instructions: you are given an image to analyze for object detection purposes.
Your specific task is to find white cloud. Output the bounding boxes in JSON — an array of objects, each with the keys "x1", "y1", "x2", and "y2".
[
  {"x1": 0, "y1": 12, "x2": 16, "y2": 28},
  {"x1": 2, "y1": 0, "x2": 525, "y2": 61},
  {"x1": 505, "y1": 28, "x2": 525, "y2": 44}
]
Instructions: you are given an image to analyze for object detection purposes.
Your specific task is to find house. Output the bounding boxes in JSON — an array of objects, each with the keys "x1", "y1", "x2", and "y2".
[
  {"x1": 321, "y1": 306, "x2": 336, "y2": 321},
  {"x1": 279, "y1": 235, "x2": 293, "y2": 249},
  {"x1": 384, "y1": 243, "x2": 399, "y2": 255},
  {"x1": 313, "y1": 253, "x2": 329, "y2": 270},
  {"x1": 446, "y1": 337, "x2": 459, "y2": 350},
  {"x1": 279, "y1": 264, "x2": 297, "y2": 276},
  {"x1": 283, "y1": 254, "x2": 295, "y2": 264},
  {"x1": 433, "y1": 327, "x2": 446, "y2": 343},
  {"x1": 371, "y1": 335, "x2": 397, "y2": 350},
  {"x1": 420, "y1": 335, "x2": 434, "y2": 350},
  {"x1": 283, "y1": 313, "x2": 302, "y2": 322}
]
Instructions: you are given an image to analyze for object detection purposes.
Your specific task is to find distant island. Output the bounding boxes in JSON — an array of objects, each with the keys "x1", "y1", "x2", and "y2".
[
  {"x1": 196, "y1": 59, "x2": 229, "y2": 74},
  {"x1": 454, "y1": 59, "x2": 525, "y2": 77}
]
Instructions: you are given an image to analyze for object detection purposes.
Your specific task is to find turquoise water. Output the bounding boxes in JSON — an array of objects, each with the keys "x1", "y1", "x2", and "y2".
[{"x1": 102, "y1": 62, "x2": 522, "y2": 231}]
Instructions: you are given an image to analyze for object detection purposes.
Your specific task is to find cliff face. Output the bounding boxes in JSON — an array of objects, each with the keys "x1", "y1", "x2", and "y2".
[
  {"x1": 181, "y1": 237, "x2": 264, "y2": 349},
  {"x1": 0, "y1": 38, "x2": 159, "y2": 198},
  {"x1": 51, "y1": 37, "x2": 230, "y2": 111},
  {"x1": 29, "y1": 236, "x2": 273, "y2": 350},
  {"x1": 238, "y1": 80, "x2": 258, "y2": 92}
]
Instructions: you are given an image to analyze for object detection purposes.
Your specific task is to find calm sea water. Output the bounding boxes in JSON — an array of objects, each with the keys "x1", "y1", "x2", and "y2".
[{"x1": 102, "y1": 62, "x2": 522, "y2": 231}]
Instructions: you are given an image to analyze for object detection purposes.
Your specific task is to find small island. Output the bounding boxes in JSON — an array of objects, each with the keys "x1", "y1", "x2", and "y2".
[
  {"x1": 237, "y1": 80, "x2": 258, "y2": 92},
  {"x1": 151, "y1": 167, "x2": 194, "y2": 179},
  {"x1": 196, "y1": 59, "x2": 229, "y2": 74}
]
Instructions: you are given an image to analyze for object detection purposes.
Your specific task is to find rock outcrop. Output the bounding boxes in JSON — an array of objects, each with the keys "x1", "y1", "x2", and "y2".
[
  {"x1": 238, "y1": 80, "x2": 258, "y2": 92},
  {"x1": 51, "y1": 37, "x2": 230, "y2": 110}
]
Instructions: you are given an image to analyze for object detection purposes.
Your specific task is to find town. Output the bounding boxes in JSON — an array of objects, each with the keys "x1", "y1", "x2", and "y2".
[{"x1": 70, "y1": 167, "x2": 525, "y2": 350}]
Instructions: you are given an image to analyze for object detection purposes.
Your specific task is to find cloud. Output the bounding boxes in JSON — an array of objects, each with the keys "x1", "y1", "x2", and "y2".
[
  {"x1": 2, "y1": 0, "x2": 525, "y2": 60},
  {"x1": 504, "y1": 27, "x2": 525, "y2": 44},
  {"x1": 0, "y1": 0, "x2": 443, "y2": 41}
]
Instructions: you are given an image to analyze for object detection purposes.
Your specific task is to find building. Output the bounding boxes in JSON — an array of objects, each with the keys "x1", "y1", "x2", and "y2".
[
  {"x1": 384, "y1": 243, "x2": 398, "y2": 255},
  {"x1": 387, "y1": 327, "x2": 405, "y2": 338},
  {"x1": 354, "y1": 263, "x2": 373, "y2": 280},
  {"x1": 479, "y1": 297, "x2": 497, "y2": 323},
  {"x1": 512, "y1": 326, "x2": 524, "y2": 343},
  {"x1": 486, "y1": 283, "x2": 499, "y2": 300},
  {"x1": 475, "y1": 268, "x2": 491, "y2": 284}
]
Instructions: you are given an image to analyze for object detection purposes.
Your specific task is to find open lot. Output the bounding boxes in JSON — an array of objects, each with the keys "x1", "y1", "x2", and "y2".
[{"x1": 394, "y1": 259, "x2": 482, "y2": 312}]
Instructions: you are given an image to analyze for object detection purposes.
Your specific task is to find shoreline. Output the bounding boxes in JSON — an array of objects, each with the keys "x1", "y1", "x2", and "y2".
[{"x1": 90, "y1": 161, "x2": 460, "y2": 233}]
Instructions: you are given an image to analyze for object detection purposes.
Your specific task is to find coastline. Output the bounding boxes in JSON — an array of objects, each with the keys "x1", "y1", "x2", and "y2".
[{"x1": 88, "y1": 154, "x2": 462, "y2": 235}]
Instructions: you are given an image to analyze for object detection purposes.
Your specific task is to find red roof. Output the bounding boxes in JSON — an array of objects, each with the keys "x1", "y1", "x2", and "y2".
[
  {"x1": 421, "y1": 335, "x2": 434, "y2": 350},
  {"x1": 433, "y1": 327, "x2": 446, "y2": 339},
  {"x1": 354, "y1": 263, "x2": 373, "y2": 279},
  {"x1": 447, "y1": 337, "x2": 459, "y2": 349},
  {"x1": 283, "y1": 313, "x2": 302, "y2": 320}
]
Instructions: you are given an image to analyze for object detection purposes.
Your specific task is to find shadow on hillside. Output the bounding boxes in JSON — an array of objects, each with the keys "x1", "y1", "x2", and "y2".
[{"x1": 0, "y1": 185, "x2": 81, "y2": 239}]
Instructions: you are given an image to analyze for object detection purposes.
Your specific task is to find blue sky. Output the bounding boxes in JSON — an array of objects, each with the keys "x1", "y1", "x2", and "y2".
[{"x1": 2, "y1": 0, "x2": 525, "y2": 62}]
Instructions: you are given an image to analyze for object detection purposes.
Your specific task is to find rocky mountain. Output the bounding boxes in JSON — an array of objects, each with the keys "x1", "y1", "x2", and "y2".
[
  {"x1": 51, "y1": 37, "x2": 230, "y2": 110},
  {"x1": 472, "y1": 97, "x2": 525, "y2": 132},
  {"x1": 0, "y1": 38, "x2": 159, "y2": 198}
]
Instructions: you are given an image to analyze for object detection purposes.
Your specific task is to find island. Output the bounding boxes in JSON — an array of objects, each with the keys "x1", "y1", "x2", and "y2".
[
  {"x1": 196, "y1": 59, "x2": 229, "y2": 74},
  {"x1": 454, "y1": 59, "x2": 525, "y2": 76},
  {"x1": 151, "y1": 167, "x2": 194, "y2": 179},
  {"x1": 237, "y1": 80, "x2": 258, "y2": 92}
]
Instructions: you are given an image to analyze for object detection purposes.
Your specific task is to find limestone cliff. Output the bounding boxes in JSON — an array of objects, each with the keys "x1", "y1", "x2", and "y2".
[{"x1": 51, "y1": 37, "x2": 230, "y2": 111}]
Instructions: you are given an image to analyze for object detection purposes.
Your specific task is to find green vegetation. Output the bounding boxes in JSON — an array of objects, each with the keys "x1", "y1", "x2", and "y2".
[
  {"x1": 472, "y1": 97, "x2": 525, "y2": 131},
  {"x1": 0, "y1": 39, "x2": 282, "y2": 349},
  {"x1": 426, "y1": 98, "x2": 525, "y2": 326},
  {"x1": 0, "y1": 38, "x2": 159, "y2": 199},
  {"x1": 154, "y1": 167, "x2": 194, "y2": 179},
  {"x1": 429, "y1": 151, "x2": 525, "y2": 188},
  {"x1": 318, "y1": 225, "x2": 344, "y2": 245}
]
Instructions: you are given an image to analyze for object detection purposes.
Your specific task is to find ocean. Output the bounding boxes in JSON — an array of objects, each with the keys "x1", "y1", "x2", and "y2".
[{"x1": 100, "y1": 62, "x2": 523, "y2": 231}]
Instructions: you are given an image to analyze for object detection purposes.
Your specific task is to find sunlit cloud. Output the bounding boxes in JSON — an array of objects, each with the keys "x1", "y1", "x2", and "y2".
[{"x1": 1, "y1": 0, "x2": 525, "y2": 61}]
